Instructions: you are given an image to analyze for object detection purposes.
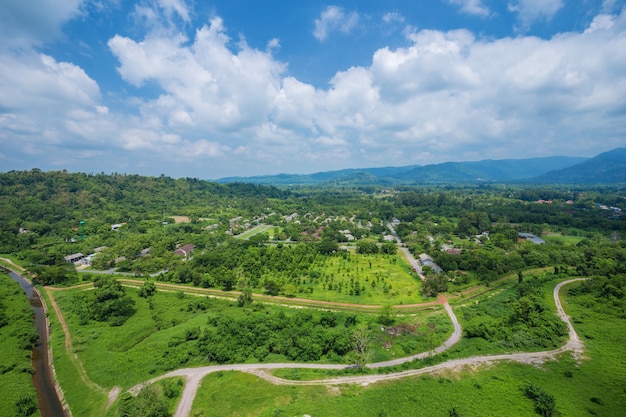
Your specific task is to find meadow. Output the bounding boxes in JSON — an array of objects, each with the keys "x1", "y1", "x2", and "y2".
[
  {"x1": 47, "y1": 281, "x2": 449, "y2": 415},
  {"x1": 298, "y1": 252, "x2": 427, "y2": 305},
  {"x1": 188, "y1": 280, "x2": 626, "y2": 417}
]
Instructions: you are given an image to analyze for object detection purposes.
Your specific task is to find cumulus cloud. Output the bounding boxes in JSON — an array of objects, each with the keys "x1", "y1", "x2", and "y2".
[
  {"x1": 313, "y1": 6, "x2": 359, "y2": 41},
  {"x1": 508, "y1": 0, "x2": 564, "y2": 28},
  {"x1": 448, "y1": 0, "x2": 491, "y2": 17},
  {"x1": 1, "y1": 2, "x2": 626, "y2": 177}
]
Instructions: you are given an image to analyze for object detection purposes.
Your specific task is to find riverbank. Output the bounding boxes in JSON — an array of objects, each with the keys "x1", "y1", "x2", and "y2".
[{"x1": 1, "y1": 265, "x2": 70, "y2": 417}]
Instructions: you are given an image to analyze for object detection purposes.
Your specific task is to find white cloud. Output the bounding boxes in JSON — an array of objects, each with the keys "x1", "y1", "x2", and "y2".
[
  {"x1": 508, "y1": 0, "x2": 564, "y2": 28},
  {"x1": 157, "y1": 0, "x2": 190, "y2": 23},
  {"x1": 382, "y1": 12, "x2": 405, "y2": 24},
  {"x1": 267, "y1": 38, "x2": 281, "y2": 51},
  {"x1": 133, "y1": 0, "x2": 191, "y2": 29},
  {"x1": 448, "y1": 0, "x2": 491, "y2": 17},
  {"x1": 2, "y1": 4, "x2": 626, "y2": 177},
  {"x1": 313, "y1": 6, "x2": 359, "y2": 41}
]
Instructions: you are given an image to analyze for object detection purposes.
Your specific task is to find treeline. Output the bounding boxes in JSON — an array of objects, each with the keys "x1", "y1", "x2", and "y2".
[
  {"x1": 0, "y1": 169, "x2": 289, "y2": 253},
  {"x1": 2, "y1": 170, "x2": 626, "y2": 299},
  {"x1": 165, "y1": 307, "x2": 356, "y2": 366}
]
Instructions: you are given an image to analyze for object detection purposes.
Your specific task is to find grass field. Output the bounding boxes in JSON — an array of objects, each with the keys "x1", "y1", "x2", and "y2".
[
  {"x1": 299, "y1": 252, "x2": 427, "y2": 305},
  {"x1": 542, "y1": 234, "x2": 585, "y2": 245},
  {"x1": 44, "y1": 272, "x2": 626, "y2": 417},
  {"x1": 234, "y1": 224, "x2": 275, "y2": 240},
  {"x1": 188, "y1": 280, "x2": 626, "y2": 417},
  {"x1": 47, "y1": 282, "x2": 448, "y2": 415}
]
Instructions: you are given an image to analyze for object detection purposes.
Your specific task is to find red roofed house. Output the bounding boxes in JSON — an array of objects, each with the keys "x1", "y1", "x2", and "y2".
[{"x1": 173, "y1": 244, "x2": 195, "y2": 257}]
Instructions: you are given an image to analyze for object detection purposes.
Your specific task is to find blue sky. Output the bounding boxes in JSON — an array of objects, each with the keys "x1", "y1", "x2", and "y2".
[{"x1": 1, "y1": 0, "x2": 625, "y2": 179}]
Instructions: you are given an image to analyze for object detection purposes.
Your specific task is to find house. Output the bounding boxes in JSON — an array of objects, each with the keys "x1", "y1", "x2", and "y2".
[
  {"x1": 418, "y1": 253, "x2": 443, "y2": 273},
  {"x1": 64, "y1": 253, "x2": 85, "y2": 264},
  {"x1": 339, "y1": 229, "x2": 355, "y2": 241},
  {"x1": 173, "y1": 244, "x2": 195, "y2": 257},
  {"x1": 518, "y1": 233, "x2": 545, "y2": 245},
  {"x1": 284, "y1": 213, "x2": 298, "y2": 222},
  {"x1": 138, "y1": 248, "x2": 151, "y2": 257},
  {"x1": 111, "y1": 223, "x2": 126, "y2": 231},
  {"x1": 81, "y1": 254, "x2": 96, "y2": 266},
  {"x1": 445, "y1": 248, "x2": 462, "y2": 255}
]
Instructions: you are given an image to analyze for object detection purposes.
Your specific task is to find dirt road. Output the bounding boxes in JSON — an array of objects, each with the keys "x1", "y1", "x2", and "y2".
[{"x1": 129, "y1": 278, "x2": 585, "y2": 417}]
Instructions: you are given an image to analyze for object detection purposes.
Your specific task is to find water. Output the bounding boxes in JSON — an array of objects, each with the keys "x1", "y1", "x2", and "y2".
[{"x1": 8, "y1": 271, "x2": 67, "y2": 417}]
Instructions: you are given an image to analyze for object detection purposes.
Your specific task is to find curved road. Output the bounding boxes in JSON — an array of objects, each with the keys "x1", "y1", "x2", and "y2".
[{"x1": 130, "y1": 279, "x2": 584, "y2": 417}]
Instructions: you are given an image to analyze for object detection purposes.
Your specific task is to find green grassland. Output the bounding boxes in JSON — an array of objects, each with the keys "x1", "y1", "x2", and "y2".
[
  {"x1": 43, "y1": 273, "x2": 626, "y2": 417},
  {"x1": 188, "y1": 280, "x2": 626, "y2": 417},
  {"x1": 41, "y1": 289, "x2": 110, "y2": 417},
  {"x1": 299, "y1": 252, "x2": 427, "y2": 305},
  {"x1": 48, "y1": 283, "x2": 447, "y2": 410},
  {"x1": 234, "y1": 225, "x2": 275, "y2": 240},
  {"x1": 542, "y1": 234, "x2": 586, "y2": 245},
  {"x1": 0, "y1": 272, "x2": 41, "y2": 417}
]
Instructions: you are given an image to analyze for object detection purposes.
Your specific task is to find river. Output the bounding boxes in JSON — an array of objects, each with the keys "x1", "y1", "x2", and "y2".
[{"x1": 8, "y1": 271, "x2": 67, "y2": 417}]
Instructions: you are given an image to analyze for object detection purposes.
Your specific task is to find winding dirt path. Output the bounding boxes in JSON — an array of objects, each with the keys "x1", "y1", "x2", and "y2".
[
  {"x1": 0, "y1": 256, "x2": 26, "y2": 272},
  {"x1": 45, "y1": 289, "x2": 116, "y2": 406},
  {"x1": 129, "y1": 278, "x2": 585, "y2": 417},
  {"x1": 46, "y1": 285, "x2": 126, "y2": 408}
]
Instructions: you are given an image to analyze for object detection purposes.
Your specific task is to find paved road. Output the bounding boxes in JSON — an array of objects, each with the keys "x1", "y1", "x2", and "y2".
[
  {"x1": 128, "y1": 278, "x2": 585, "y2": 417},
  {"x1": 386, "y1": 221, "x2": 424, "y2": 280}
]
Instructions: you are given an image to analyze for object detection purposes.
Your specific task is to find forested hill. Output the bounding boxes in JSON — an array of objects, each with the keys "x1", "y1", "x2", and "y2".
[
  {"x1": 217, "y1": 165, "x2": 421, "y2": 186},
  {"x1": 0, "y1": 170, "x2": 288, "y2": 250},
  {"x1": 532, "y1": 148, "x2": 626, "y2": 184},
  {"x1": 217, "y1": 155, "x2": 590, "y2": 186}
]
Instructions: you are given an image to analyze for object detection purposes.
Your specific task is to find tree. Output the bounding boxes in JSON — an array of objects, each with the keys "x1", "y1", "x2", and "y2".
[
  {"x1": 119, "y1": 386, "x2": 169, "y2": 417},
  {"x1": 15, "y1": 395, "x2": 38, "y2": 417},
  {"x1": 524, "y1": 384, "x2": 559, "y2": 417},
  {"x1": 237, "y1": 287, "x2": 253, "y2": 307},
  {"x1": 449, "y1": 406, "x2": 461, "y2": 417},
  {"x1": 377, "y1": 305, "x2": 395, "y2": 326},
  {"x1": 31, "y1": 264, "x2": 77, "y2": 286},
  {"x1": 317, "y1": 239, "x2": 339, "y2": 255},
  {"x1": 421, "y1": 274, "x2": 448, "y2": 297},
  {"x1": 380, "y1": 242, "x2": 397, "y2": 254},
  {"x1": 264, "y1": 280, "x2": 281, "y2": 296},
  {"x1": 90, "y1": 277, "x2": 136, "y2": 325},
  {"x1": 138, "y1": 280, "x2": 157, "y2": 298},
  {"x1": 351, "y1": 323, "x2": 372, "y2": 369}
]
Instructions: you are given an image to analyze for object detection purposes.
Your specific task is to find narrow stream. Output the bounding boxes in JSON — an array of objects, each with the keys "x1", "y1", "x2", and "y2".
[{"x1": 8, "y1": 271, "x2": 67, "y2": 417}]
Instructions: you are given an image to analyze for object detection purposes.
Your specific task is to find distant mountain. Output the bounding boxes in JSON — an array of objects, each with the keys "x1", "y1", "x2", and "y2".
[
  {"x1": 393, "y1": 156, "x2": 589, "y2": 183},
  {"x1": 217, "y1": 165, "x2": 420, "y2": 185},
  {"x1": 217, "y1": 154, "x2": 597, "y2": 186},
  {"x1": 532, "y1": 148, "x2": 626, "y2": 184}
]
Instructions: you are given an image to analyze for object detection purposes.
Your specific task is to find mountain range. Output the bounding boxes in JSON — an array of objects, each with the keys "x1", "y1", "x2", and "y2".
[{"x1": 217, "y1": 148, "x2": 626, "y2": 186}]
